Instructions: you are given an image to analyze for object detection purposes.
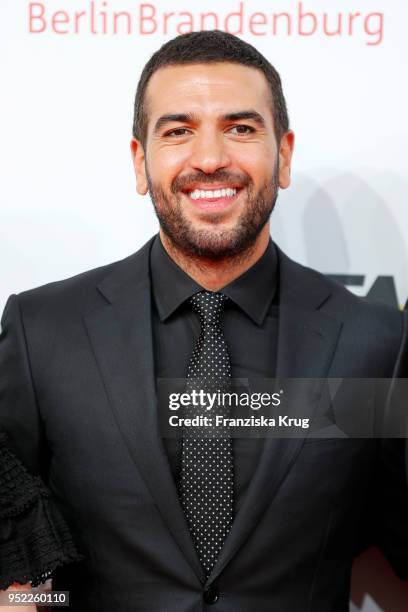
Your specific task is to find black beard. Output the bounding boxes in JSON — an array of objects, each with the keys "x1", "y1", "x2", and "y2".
[{"x1": 146, "y1": 166, "x2": 279, "y2": 260}]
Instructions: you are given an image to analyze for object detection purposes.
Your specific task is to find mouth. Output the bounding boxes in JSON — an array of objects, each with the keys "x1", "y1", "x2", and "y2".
[{"x1": 181, "y1": 185, "x2": 243, "y2": 212}]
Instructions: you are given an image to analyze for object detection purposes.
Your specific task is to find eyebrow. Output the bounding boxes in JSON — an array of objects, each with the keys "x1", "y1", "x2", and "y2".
[
  {"x1": 153, "y1": 109, "x2": 266, "y2": 134},
  {"x1": 222, "y1": 111, "x2": 266, "y2": 127},
  {"x1": 153, "y1": 113, "x2": 197, "y2": 134}
]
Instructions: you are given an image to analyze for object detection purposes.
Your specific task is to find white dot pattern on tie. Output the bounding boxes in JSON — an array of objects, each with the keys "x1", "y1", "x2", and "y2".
[{"x1": 179, "y1": 291, "x2": 234, "y2": 578}]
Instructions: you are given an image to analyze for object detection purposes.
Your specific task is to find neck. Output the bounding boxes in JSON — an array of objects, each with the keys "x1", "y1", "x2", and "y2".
[{"x1": 159, "y1": 226, "x2": 271, "y2": 291}]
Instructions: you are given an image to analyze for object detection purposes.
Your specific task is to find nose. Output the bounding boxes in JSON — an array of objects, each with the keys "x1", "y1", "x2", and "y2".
[{"x1": 189, "y1": 129, "x2": 230, "y2": 174}]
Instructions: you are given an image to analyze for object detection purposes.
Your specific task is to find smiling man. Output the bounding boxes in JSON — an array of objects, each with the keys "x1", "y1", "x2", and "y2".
[
  {"x1": 1, "y1": 30, "x2": 407, "y2": 611},
  {"x1": 132, "y1": 60, "x2": 290, "y2": 269}
]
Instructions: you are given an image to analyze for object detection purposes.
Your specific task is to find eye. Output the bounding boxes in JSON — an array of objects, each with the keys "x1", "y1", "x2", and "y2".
[
  {"x1": 164, "y1": 127, "x2": 191, "y2": 137},
  {"x1": 229, "y1": 124, "x2": 255, "y2": 135}
]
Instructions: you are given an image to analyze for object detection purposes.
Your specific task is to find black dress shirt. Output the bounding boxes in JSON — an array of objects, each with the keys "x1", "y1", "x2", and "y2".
[{"x1": 150, "y1": 235, "x2": 279, "y2": 512}]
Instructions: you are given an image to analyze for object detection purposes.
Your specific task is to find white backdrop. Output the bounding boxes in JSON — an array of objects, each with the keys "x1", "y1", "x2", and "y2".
[
  {"x1": 1, "y1": 1, "x2": 408, "y2": 609},
  {"x1": 1, "y1": 0, "x2": 407, "y2": 312}
]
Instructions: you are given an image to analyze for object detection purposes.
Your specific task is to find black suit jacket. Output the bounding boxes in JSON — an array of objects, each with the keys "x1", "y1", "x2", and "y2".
[{"x1": 1, "y1": 237, "x2": 407, "y2": 611}]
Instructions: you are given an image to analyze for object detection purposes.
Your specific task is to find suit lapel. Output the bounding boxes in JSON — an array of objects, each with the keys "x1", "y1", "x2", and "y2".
[
  {"x1": 206, "y1": 247, "x2": 344, "y2": 586},
  {"x1": 82, "y1": 239, "x2": 344, "y2": 586},
  {"x1": 83, "y1": 239, "x2": 205, "y2": 584}
]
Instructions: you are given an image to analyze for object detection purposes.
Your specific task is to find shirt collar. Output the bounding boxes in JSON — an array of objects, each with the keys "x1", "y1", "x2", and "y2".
[
  {"x1": 221, "y1": 240, "x2": 278, "y2": 325},
  {"x1": 150, "y1": 235, "x2": 277, "y2": 326},
  {"x1": 150, "y1": 236, "x2": 202, "y2": 321}
]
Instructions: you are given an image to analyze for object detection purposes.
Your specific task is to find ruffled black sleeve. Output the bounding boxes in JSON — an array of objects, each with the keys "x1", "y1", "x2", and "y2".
[{"x1": 0, "y1": 433, "x2": 83, "y2": 590}]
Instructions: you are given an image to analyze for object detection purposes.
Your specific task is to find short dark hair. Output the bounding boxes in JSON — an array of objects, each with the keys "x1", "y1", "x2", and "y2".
[{"x1": 132, "y1": 30, "x2": 289, "y2": 147}]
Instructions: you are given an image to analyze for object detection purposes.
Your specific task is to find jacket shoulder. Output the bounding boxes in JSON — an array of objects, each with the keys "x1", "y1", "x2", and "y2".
[{"x1": 277, "y1": 246, "x2": 403, "y2": 337}]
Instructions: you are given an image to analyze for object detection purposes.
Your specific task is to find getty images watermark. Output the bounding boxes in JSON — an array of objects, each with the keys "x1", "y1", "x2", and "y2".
[
  {"x1": 157, "y1": 378, "x2": 408, "y2": 439},
  {"x1": 167, "y1": 388, "x2": 310, "y2": 430}
]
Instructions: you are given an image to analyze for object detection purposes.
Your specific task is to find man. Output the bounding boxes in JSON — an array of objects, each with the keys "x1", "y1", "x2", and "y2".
[{"x1": 1, "y1": 30, "x2": 407, "y2": 611}]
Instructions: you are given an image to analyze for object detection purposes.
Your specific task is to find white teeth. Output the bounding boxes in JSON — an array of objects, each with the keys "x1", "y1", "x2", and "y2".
[{"x1": 189, "y1": 187, "x2": 237, "y2": 200}]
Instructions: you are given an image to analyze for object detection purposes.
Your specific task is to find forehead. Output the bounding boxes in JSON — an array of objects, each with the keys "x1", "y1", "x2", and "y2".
[{"x1": 144, "y1": 62, "x2": 273, "y2": 127}]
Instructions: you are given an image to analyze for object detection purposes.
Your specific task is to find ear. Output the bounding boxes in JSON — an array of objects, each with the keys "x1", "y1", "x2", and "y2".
[
  {"x1": 278, "y1": 130, "x2": 295, "y2": 189},
  {"x1": 130, "y1": 138, "x2": 148, "y2": 195}
]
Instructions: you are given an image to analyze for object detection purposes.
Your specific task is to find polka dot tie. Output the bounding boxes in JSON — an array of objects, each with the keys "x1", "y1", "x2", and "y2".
[{"x1": 179, "y1": 291, "x2": 234, "y2": 578}]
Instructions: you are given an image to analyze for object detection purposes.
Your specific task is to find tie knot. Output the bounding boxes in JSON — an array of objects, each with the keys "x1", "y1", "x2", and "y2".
[{"x1": 190, "y1": 291, "x2": 228, "y2": 326}]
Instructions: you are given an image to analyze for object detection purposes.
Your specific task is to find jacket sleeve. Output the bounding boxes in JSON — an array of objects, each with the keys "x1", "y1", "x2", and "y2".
[
  {"x1": 376, "y1": 309, "x2": 408, "y2": 579},
  {"x1": 0, "y1": 295, "x2": 82, "y2": 589},
  {"x1": 0, "y1": 294, "x2": 46, "y2": 475}
]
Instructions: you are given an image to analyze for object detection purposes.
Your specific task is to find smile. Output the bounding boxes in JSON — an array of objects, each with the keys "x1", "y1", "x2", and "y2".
[
  {"x1": 189, "y1": 187, "x2": 237, "y2": 200},
  {"x1": 182, "y1": 185, "x2": 242, "y2": 213}
]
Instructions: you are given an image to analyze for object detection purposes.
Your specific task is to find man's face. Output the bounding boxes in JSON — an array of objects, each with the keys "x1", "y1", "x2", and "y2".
[{"x1": 131, "y1": 62, "x2": 294, "y2": 258}]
